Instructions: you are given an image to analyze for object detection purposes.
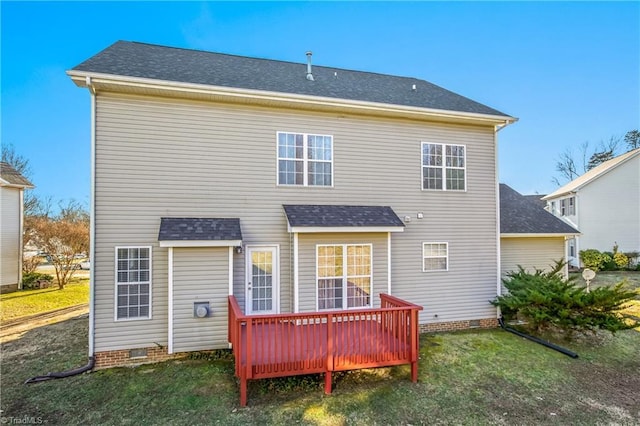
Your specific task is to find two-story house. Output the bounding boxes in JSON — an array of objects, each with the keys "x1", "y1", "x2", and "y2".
[
  {"x1": 542, "y1": 148, "x2": 640, "y2": 267},
  {"x1": 68, "y1": 41, "x2": 516, "y2": 368},
  {"x1": 1, "y1": 162, "x2": 34, "y2": 293}
]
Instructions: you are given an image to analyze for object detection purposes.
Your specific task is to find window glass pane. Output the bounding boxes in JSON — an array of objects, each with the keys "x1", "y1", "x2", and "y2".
[
  {"x1": 117, "y1": 307, "x2": 128, "y2": 319},
  {"x1": 423, "y1": 167, "x2": 442, "y2": 190},
  {"x1": 422, "y1": 144, "x2": 442, "y2": 166},
  {"x1": 446, "y1": 169, "x2": 465, "y2": 190},
  {"x1": 347, "y1": 277, "x2": 370, "y2": 308}
]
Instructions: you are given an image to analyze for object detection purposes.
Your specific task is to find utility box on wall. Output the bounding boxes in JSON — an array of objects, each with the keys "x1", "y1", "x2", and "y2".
[{"x1": 193, "y1": 302, "x2": 211, "y2": 318}]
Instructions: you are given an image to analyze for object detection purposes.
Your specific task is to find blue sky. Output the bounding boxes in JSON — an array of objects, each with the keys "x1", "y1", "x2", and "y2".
[{"x1": 2, "y1": 1, "x2": 639, "y2": 207}]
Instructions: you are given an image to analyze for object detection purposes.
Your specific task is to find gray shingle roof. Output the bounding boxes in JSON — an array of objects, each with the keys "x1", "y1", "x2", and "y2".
[
  {"x1": 283, "y1": 205, "x2": 404, "y2": 228},
  {"x1": 158, "y1": 218, "x2": 242, "y2": 241},
  {"x1": 0, "y1": 162, "x2": 34, "y2": 188},
  {"x1": 72, "y1": 41, "x2": 510, "y2": 117},
  {"x1": 500, "y1": 184, "x2": 578, "y2": 235}
]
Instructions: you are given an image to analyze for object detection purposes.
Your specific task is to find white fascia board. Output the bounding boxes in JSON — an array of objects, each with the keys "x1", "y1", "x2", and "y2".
[
  {"x1": 159, "y1": 240, "x2": 242, "y2": 248},
  {"x1": 287, "y1": 226, "x2": 404, "y2": 233},
  {"x1": 500, "y1": 233, "x2": 581, "y2": 238},
  {"x1": 66, "y1": 71, "x2": 516, "y2": 126}
]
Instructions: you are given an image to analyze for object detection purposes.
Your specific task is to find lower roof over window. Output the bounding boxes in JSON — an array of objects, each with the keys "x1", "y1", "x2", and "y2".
[
  {"x1": 283, "y1": 205, "x2": 405, "y2": 233},
  {"x1": 158, "y1": 217, "x2": 242, "y2": 247}
]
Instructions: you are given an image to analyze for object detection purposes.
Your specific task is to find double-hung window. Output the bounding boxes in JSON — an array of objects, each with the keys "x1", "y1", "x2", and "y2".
[
  {"x1": 422, "y1": 242, "x2": 448, "y2": 272},
  {"x1": 317, "y1": 244, "x2": 371, "y2": 310},
  {"x1": 422, "y1": 142, "x2": 466, "y2": 191},
  {"x1": 277, "y1": 132, "x2": 333, "y2": 186},
  {"x1": 115, "y1": 247, "x2": 151, "y2": 320}
]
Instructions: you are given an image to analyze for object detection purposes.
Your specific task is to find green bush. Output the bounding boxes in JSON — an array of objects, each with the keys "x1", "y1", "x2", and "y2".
[
  {"x1": 21, "y1": 272, "x2": 54, "y2": 290},
  {"x1": 613, "y1": 252, "x2": 629, "y2": 269},
  {"x1": 492, "y1": 261, "x2": 638, "y2": 336},
  {"x1": 579, "y1": 249, "x2": 611, "y2": 271}
]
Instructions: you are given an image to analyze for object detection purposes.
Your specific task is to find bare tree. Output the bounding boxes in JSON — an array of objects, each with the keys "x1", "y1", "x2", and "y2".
[
  {"x1": 553, "y1": 134, "x2": 626, "y2": 186},
  {"x1": 625, "y1": 130, "x2": 640, "y2": 150},
  {"x1": 1, "y1": 143, "x2": 42, "y2": 217}
]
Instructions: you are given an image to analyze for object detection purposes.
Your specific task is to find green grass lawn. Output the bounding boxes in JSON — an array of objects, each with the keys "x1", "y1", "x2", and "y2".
[
  {"x1": 1, "y1": 271, "x2": 638, "y2": 424},
  {"x1": 2, "y1": 316, "x2": 639, "y2": 425},
  {"x1": 0, "y1": 278, "x2": 89, "y2": 322}
]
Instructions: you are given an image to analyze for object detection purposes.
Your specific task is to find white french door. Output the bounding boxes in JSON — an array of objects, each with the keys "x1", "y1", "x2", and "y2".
[{"x1": 245, "y1": 246, "x2": 279, "y2": 315}]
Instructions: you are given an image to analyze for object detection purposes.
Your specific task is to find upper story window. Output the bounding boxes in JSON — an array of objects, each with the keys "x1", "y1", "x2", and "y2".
[
  {"x1": 560, "y1": 196, "x2": 575, "y2": 216},
  {"x1": 422, "y1": 143, "x2": 466, "y2": 191},
  {"x1": 116, "y1": 246, "x2": 151, "y2": 320},
  {"x1": 277, "y1": 132, "x2": 333, "y2": 186}
]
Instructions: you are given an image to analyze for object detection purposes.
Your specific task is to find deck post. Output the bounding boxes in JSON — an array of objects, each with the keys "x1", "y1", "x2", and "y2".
[
  {"x1": 410, "y1": 308, "x2": 419, "y2": 383},
  {"x1": 324, "y1": 371, "x2": 332, "y2": 395},
  {"x1": 240, "y1": 370, "x2": 248, "y2": 407},
  {"x1": 325, "y1": 313, "x2": 334, "y2": 394}
]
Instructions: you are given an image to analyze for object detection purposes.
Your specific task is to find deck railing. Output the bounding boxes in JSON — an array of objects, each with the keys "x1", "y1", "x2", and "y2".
[{"x1": 228, "y1": 294, "x2": 422, "y2": 406}]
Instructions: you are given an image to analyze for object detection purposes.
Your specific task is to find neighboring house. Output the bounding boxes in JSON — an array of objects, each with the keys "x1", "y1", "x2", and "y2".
[
  {"x1": 0, "y1": 162, "x2": 34, "y2": 293},
  {"x1": 499, "y1": 184, "x2": 579, "y2": 280},
  {"x1": 542, "y1": 148, "x2": 640, "y2": 267},
  {"x1": 68, "y1": 41, "x2": 516, "y2": 368}
]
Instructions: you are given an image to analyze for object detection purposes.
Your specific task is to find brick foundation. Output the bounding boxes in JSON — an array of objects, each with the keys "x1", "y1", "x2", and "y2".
[
  {"x1": 94, "y1": 346, "x2": 183, "y2": 369},
  {"x1": 419, "y1": 317, "x2": 498, "y2": 333}
]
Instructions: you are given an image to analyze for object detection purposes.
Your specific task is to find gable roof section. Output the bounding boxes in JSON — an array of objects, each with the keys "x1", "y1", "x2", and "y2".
[
  {"x1": 543, "y1": 148, "x2": 640, "y2": 200},
  {"x1": 0, "y1": 162, "x2": 34, "y2": 188},
  {"x1": 500, "y1": 184, "x2": 579, "y2": 236},
  {"x1": 283, "y1": 205, "x2": 405, "y2": 233},
  {"x1": 158, "y1": 217, "x2": 242, "y2": 247},
  {"x1": 68, "y1": 41, "x2": 515, "y2": 124}
]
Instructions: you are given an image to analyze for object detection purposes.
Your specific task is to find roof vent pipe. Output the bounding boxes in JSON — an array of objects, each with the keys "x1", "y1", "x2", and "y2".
[{"x1": 306, "y1": 51, "x2": 314, "y2": 81}]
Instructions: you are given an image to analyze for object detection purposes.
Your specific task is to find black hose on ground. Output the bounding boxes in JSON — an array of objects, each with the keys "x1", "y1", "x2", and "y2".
[
  {"x1": 24, "y1": 356, "x2": 95, "y2": 384},
  {"x1": 498, "y1": 318, "x2": 578, "y2": 359}
]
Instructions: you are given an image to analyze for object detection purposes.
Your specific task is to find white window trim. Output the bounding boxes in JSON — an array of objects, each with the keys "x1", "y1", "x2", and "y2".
[
  {"x1": 422, "y1": 242, "x2": 449, "y2": 272},
  {"x1": 420, "y1": 142, "x2": 467, "y2": 192},
  {"x1": 276, "y1": 131, "x2": 334, "y2": 187},
  {"x1": 315, "y1": 243, "x2": 373, "y2": 311},
  {"x1": 114, "y1": 245, "x2": 152, "y2": 322}
]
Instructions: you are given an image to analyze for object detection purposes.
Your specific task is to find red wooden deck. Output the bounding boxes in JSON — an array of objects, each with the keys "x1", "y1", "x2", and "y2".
[{"x1": 228, "y1": 294, "x2": 423, "y2": 406}]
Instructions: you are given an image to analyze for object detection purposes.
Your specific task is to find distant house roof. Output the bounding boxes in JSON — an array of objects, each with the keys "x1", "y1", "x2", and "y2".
[
  {"x1": 500, "y1": 184, "x2": 579, "y2": 236},
  {"x1": 283, "y1": 205, "x2": 405, "y2": 233},
  {"x1": 70, "y1": 41, "x2": 513, "y2": 120},
  {"x1": 158, "y1": 218, "x2": 242, "y2": 247},
  {"x1": 543, "y1": 148, "x2": 640, "y2": 200},
  {"x1": 0, "y1": 162, "x2": 34, "y2": 188},
  {"x1": 524, "y1": 194, "x2": 546, "y2": 209}
]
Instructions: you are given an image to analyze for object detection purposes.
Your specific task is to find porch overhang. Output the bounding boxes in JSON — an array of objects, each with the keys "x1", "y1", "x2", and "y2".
[
  {"x1": 158, "y1": 217, "x2": 242, "y2": 247},
  {"x1": 282, "y1": 205, "x2": 405, "y2": 233}
]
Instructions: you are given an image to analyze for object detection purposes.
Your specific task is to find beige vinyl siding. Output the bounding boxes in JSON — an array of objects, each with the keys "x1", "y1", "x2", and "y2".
[
  {"x1": 297, "y1": 233, "x2": 389, "y2": 312},
  {"x1": 1, "y1": 188, "x2": 21, "y2": 288},
  {"x1": 500, "y1": 237, "x2": 566, "y2": 281},
  {"x1": 172, "y1": 247, "x2": 230, "y2": 352},
  {"x1": 93, "y1": 92, "x2": 499, "y2": 351}
]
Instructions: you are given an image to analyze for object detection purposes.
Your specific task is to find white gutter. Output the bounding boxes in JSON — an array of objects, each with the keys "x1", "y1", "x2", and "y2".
[
  {"x1": 66, "y1": 71, "x2": 518, "y2": 127},
  {"x1": 87, "y1": 76, "x2": 96, "y2": 357},
  {"x1": 501, "y1": 233, "x2": 581, "y2": 238}
]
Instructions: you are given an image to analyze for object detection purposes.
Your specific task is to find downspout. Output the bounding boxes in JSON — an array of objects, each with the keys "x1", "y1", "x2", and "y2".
[
  {"x1": 88, "y1": 76, "x2": 96, "y2": 358},
  {"x1": 494, "y1": 124, "x2": 503, "y2": 317},
  {"x1": 25, "y1": 77, "x2": 98, "y2": 383},
  {"x1": 498, "y1": 318, "x2": 578, "y2": 358}
]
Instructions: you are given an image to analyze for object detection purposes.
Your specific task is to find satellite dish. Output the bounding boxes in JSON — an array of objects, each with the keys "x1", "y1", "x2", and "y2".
[
  {"x1": 582, "y1": 268, "x2": 596, "y2": 293},
  {"x1": 582, "y1": 268, "x2": 596, "y2": 281}
]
